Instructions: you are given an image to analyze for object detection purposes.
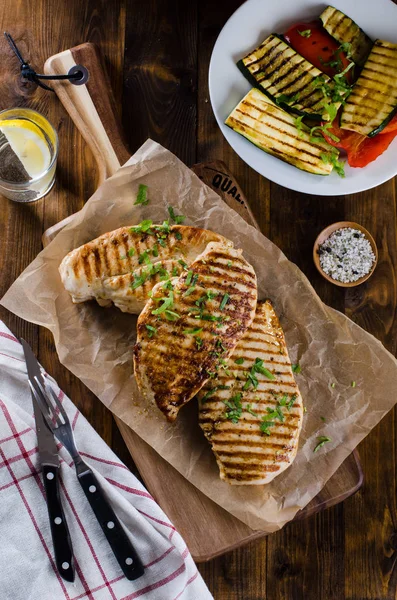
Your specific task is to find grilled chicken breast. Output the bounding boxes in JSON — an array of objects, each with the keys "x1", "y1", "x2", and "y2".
[
  {"x1": 134, "y1": 242, "x2": 257, "y2": 422},
  {"x1": 198, "y1": 300, "x2": 303, "y2": 485},
  {"x1": 59, "y1": 224, "x2": 231, "y2": 311},
  {"x1": 99, "y1": 260, "x2": 184, "y2": 313}
]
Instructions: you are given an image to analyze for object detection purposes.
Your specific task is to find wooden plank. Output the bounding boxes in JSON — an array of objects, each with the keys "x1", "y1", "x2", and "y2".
[
  {"x1": 123, "y1": 0, "x2": 198, "y2": 164},
  {"x1": 343, "y1": 182, "x2": 397, "y2": 599}
]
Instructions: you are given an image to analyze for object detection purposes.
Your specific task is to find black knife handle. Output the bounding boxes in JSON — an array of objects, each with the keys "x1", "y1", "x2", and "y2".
[
  {"x1": 77, "y1": 466, "x2": 144, "y2": 580},
  {"x1": 42, "y1": 465, "x2": 75, "y2": 582}
]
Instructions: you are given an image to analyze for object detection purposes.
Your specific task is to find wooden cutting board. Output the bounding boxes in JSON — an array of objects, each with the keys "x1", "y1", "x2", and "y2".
[{"x1": 43, "y1": 42, "x2": 363, "y2": 562}]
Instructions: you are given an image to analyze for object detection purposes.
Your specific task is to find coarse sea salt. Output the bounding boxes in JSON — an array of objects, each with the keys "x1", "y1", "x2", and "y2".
[{"x1": 318, "y1": 227, "x2": 375, "y2": 283}]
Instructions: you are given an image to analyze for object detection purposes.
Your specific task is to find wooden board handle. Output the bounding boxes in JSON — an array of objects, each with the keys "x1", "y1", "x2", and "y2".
[{"x1": 44, "y1": 42, "x2": 130, "y2": 183}]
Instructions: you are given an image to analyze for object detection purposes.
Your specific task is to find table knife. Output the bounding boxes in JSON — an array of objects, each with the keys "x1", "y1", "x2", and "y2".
[{"x1": 21, "y1": 339, "x2": 75, "y2": 583}]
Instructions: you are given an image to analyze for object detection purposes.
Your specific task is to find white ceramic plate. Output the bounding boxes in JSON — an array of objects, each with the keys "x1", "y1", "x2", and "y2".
[{"x1": 209, "y1": 0, "x2": 397, "y2": 195}]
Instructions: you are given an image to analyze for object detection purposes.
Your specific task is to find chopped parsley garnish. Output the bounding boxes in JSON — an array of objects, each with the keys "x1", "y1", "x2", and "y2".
[
  {"x1": 292, "y1": 363, "x2": 301, "y2": 374},
  {"x1": 186, "y1": 271, "x2": 193, "y2": 285},
  {"x1": 320, "y1": 416, "x2": 326, "y2": 422},
  {"x1": 152, "y1": 244, "x2": 159, "y2": 257},
  {"x1": 134, "y1": 183, "x2": 149, "y2": 205},
  {"x1": 131, "y1": 273, "x2": 147, "y2": 289},
  {"x1": 227, "y1": 260, "x2": 232, "y2": 267},
  {"x1": 298, "y1": 29, "x2": 311, "y2": 38},
  {"x1": 287, "y1": 395, "x2": 297, "y2": 411},
  {"x1": 201, "y1": 385, "x2": 230, "y2": 402},
  {"x1": 278, "y1": 394, "x2": 288, "y2": 406},
  {"x1": 260, "y1": 420, "x2": 275, "y2": 436},
  {"x1": 178, "y1": 259, "x2": 188, "y2": 270},
  {"x1": 220, "y1": 293, "x2": 230, "y2": 310},
  {"x1": 224, "y1": 393, "x2": 243, "y2": 423},
  {"x1": 331, "y1": 382, "x2": 336, "y2": 389},
  {"x1": 145, "y1": 324, "x2": 157, "y2": 338},
  {"x1": 314, "y1": 436, "x2": 332, "y2": 452},
  {"x1": 235, "y1": 358, "x2": 244, "y2": 365},
  {"x1": 184, "y1": 286, "x2": 196, "y2": 296},
  {"x1": 196, "y1": 337, "x2": 203, "y2": 349},
  {"x1": 164, "y1": 310, "x2": 180, "y2": 321},
  {"x1": 175, "y1": 231, "x2": 182, "y2": 241},
  {"x1": 351, "y1": 381, "x2": 356, "y2": 388},
  {"x1": 245, "y1": 404, "x2": 258, "y2": 417},
  {"x1": 183, "y1": 327, "x2": 203, "y2": 335},
  {"x1": 172, "y1": 266, "x2": 179, "y2": 277},
  {"x1": 138, "y1": 250, "x2": 152, "y2": 265},
  {"x1": 168, "y1": 206, "x2": 186, "y2": 225},
  {"x1": 320, "y1": 152, "x2": 346, "y2": 178},
  {"x1": 191, "y1": 274, "x2": 199, "y2": 286},
  {"x1": 276, "y1": 92, "x2": 299, "y2": 106},
  {"x1": 253, "y1": 358, "x2": 275, "y2": 380},
  {"x1": 151, "y1": 290, "x2": 175, "y2": 315},
  {"x1": 294, "y1": 115, "x2": 305, "y2": 138},
  {"x1": 130, "y1": 219, "x2": 153, "y2": 234}
]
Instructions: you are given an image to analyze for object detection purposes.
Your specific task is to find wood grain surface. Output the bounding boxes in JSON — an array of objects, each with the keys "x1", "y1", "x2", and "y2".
[{"x1": 0, "y1": 1, "x2": 397, "y2": 598}]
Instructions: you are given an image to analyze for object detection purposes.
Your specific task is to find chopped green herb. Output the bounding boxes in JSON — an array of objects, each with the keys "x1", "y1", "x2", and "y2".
[
  {"x1": 196, "y1": 337, "x2": 203, "y2": 350},
  {"x1": 191, "y1": 274, "x2": 199, "y2": 286},
  {"x1": 168, "y1": 206, "x2": 186, "y2": 225},
  {"x1": 152, "y1": 291, "x2": 174, "y2": 315},
  {"x1": 134, "y1": 183, "x2": 149, "y2": 205},
  {"x1": 246, "y1": 404, "x2": 258, "y2": 417},
  {"x1": 186, "y1": 271, "x2": 193, "y2": 285},
  {"x1": 253, "y1": 358, "x2": 275, "y2": 380},
  {"x1": 260, "y1": 419, "x2": 276, "y2": 436},
  {"x1": 128, "y1": 248, "x2": 135, "y2": 257},
  {"x1": 131, "y1": 273, "x2": 147, "y2": 290},
  {"x1": 130, "y1": 219, "x2": 153, "y2": 234},
  {"x1": 175, "y1": 231, "x2": 182, "y2": 241},
  {"x1": 235, "y1": 358, "x2": 244, "y2": 365},
  {"x1": 220, "y1": 293, "x2": 230, "y2": 310},
  {"x1": 298, "y1": 29, "x2": 311, "y2": 38},
  {"x1": 314, "y1": 436, "x2": 332, "y2": 453},
  {"x1": 158, "y1": 238, "x2": 166, "y2": 248},
  {"x1": 278, "y1": 394, "x2": 288, "y2": 407},
  {"x1": 138, "y1": 250, "x2": 152, "y2": 265},
  {"x1": 224, "y1": 393, "x2": 243, "y2": 423},
  {"x1": 183, "y1": 327, "x2": 203, "y2": 335},
  {"x1": 320, "y1": 416, "x2": 326, "y2": 422},
  {"x1": 292, "y1": 363, "x2": 301, "y2": 374},
  {"x1": 287, "y1": 395, "x2": 297, "y2": 411},
  {"x1": 184, "y1": 286, "x2": 196, "y2": 296},
  {"x1": 227, "y1": 261, "x2": 232, "y2": 267},
  {"x1": 331, "y1": 382, "x2": 336, "y2": 389},
  {"x1": 172, "y1": 266, "x2": 179, "y2": 277},
  {"x1": 276, "y1": 405, "x2": 284, "y2": 422},
  {"x1": 276, "y1": 92, "x2": 299, "y2": 106},
  {"x1": 294, "y1": 115, "x2": 305, "y2": 138},
  {"x1": 151, "y1": 245, "x2": 158, "y2": 258},
  {"x1": 145, "y1": 324, "x2": 157, "y2": 338},
  {"x1": 351, "y1": 381, "x2": 356, "y2": 388},
  {"x1": 164, "y1": 309, "x2": 180, "y2": 321},
  {"x1": 178, "y1": 259, "x2": 188, "y2": 270}
]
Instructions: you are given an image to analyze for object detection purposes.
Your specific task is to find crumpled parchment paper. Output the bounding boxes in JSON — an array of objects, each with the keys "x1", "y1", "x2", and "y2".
[{"x1": 2, "y1": 139, "x2": 397, "y2": 532}]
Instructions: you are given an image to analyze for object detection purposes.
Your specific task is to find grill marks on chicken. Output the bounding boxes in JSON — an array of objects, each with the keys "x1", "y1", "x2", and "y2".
[
  {"x1": 133, "y1": 242, "x2": 257, "y2": 422},
  {"x1": 198, "y1": 300, "x2": 303, "y2": 485},
  {"x1": 59, "y1": 225, "x2": 231, "y2": 311}
]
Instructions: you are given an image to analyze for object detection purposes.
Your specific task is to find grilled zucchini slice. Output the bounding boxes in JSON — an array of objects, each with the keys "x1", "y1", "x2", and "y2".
[
  {"x1": 341, "y1": 40, "x2": 397, "y2": 137},
  {"x1": 237, "y1": 34, "x2": 340, "y2": 120},
  {"x1": 225, "y1": 88, "x2": 338, "y2": 175},
  {"x1": 320, "y1": 6, "x2": 373, "y2": 67}
]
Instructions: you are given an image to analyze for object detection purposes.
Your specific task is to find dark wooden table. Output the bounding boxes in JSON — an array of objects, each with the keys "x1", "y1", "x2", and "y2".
[{"x1": 1, "y1": 1, "x2": 397, "y2": 599}]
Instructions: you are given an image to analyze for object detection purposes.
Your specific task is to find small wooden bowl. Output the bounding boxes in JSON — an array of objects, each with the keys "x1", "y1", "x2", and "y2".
[{"x1": 313, "y1": 221, "x2": 378, "y2": 288}]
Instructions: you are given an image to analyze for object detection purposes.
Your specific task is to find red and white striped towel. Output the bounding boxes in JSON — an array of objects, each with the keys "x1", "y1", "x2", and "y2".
[{"x1": 0, "y1": 323, "x2": 213, "y2": 600}]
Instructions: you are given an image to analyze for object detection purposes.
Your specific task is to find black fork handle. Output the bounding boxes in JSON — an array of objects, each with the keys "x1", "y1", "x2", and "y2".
[{"x1": 77, "y1": 466, "x2": 144, "y2": 581}]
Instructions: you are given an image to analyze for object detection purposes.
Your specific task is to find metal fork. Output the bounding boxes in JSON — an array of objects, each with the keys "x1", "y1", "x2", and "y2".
[{"x1": 30, "y1": 375, "x2": 145, "y2": 581}]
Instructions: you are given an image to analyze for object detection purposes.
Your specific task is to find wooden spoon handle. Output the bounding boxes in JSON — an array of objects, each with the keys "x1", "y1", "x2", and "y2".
[{"x1": 44, "y1": 42, "x2": 130, "y2": 183}]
